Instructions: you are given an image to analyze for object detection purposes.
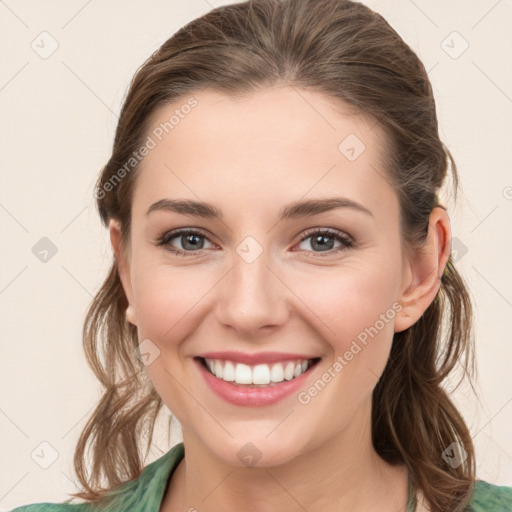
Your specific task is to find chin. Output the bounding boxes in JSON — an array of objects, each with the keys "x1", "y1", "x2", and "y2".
[{"x1": 199, "y1": 428, "x2": 312, "y2": 469}]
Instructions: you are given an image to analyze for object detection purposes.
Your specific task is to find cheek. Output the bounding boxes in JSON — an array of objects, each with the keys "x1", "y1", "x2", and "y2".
[
  {"x1": 293, "y1": 265, "x2": 401, "y2": 352},
  {"x1": 131, "y1": 260, "x2": 216, "y2": 346},
  {"x1": 129, "y1": 263, "x2": 208, "y2": 415},
  {"x1": 134, "y1": 279, "x2": 178, "y2": 341},
  {"x1": 292, "y1": 270, "x2": 400, "y2": 425}
]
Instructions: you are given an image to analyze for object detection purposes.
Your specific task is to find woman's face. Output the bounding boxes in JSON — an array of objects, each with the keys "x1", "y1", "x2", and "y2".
[{"x1": 113, "y1": 85, "x2": 418, "y2": 467}]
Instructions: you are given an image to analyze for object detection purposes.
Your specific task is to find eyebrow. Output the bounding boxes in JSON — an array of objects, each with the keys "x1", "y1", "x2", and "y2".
[{"x1": 145, "y1": 197, "x2": 373, "y2": 220}]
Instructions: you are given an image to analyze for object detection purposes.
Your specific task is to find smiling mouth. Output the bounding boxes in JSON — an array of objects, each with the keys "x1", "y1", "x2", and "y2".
[{"x1": 195, "y1": 356, "x2": 321, "y2": 387}]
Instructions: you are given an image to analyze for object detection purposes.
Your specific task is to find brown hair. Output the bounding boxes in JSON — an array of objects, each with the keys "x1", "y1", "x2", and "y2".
[{"x1": 71, "y1": 1, "x2": 477, "y2": 510}]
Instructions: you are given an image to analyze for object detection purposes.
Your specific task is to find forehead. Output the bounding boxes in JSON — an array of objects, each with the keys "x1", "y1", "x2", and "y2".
[{"x1": 132, "y1": 85, "x2": 395, "y2": 219}]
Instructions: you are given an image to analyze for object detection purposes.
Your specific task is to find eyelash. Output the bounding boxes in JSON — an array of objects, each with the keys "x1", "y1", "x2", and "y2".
[{"x1": 156, "y1": 227, "x2": 355, "y2": 258}]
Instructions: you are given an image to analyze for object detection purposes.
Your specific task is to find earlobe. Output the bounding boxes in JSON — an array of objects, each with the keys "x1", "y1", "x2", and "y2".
[
  {"x1": 394, "y1": 206, "x2": 451, "y2": 333},
  {"x1": 109, "y1": 219, "x2": 137, "y2": 326},
  {"x1": 125, "y1": 304, "x2": 137, "y2": 325}
]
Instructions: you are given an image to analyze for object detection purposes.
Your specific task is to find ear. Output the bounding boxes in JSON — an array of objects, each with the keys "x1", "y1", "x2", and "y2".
[
  {"x1": 109, "y1": 218, "x2": 137, "y2": 326},
  {"x1": 394, "y1": 206, "x2": 451, "y2": 333}
]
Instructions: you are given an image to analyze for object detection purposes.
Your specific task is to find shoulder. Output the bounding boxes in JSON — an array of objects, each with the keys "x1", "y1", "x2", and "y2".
[
  {"x1": 9, "y1": 442, "x2": 185, "y2": 512},
  {"x1": 469, "y1": 480, "x2": 512, "y2": 511},
  {"x1": 9, "y1": 502, "x2": 89, "y2": 511}
]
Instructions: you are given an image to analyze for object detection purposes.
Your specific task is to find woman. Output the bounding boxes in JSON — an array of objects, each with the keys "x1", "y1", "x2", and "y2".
[{"x1": 12, "y1": 0, "x2": 512, "y2": 510}]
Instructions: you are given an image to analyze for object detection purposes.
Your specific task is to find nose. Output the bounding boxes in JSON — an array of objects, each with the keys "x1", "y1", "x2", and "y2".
[{"x1": 215, "y1": 245, "x2": 289, "y2": 337}]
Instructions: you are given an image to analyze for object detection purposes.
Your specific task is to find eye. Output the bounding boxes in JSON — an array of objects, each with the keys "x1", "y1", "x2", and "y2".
[
  {"x1": 156, "y1": 227, "x2": 355, "y2": 258},
  {"x1": 156, "y1": 228, "x2": 215, "y2": 256},
  {"x1": 295, "y1": 228, "x2": 354, "y2": 257}
]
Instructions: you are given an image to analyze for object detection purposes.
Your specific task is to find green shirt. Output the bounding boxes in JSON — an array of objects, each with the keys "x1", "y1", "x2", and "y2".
[{"x1": 10, "y1": 442, "x2": 512, "y2": 511}]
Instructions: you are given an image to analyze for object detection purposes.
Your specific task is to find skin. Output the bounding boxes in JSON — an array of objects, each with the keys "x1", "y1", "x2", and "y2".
[{"x1": 109, "y1": 84, "x2": 450, "y2": 512}]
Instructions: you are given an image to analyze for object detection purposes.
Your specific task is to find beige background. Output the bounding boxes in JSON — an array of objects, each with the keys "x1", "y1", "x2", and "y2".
[{"x1": 1, "y1": 0, "x2": 511, "y2": 509}]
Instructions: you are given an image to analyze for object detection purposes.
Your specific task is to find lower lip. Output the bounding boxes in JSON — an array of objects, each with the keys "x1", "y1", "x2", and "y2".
[{"x1": 194, "y1": 358, "x2": 319, "y2": 407}]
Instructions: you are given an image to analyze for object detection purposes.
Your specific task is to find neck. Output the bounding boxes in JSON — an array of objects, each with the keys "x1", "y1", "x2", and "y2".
[{"x1": 162, "y1": 401, "x2": 410, "y2": 512}]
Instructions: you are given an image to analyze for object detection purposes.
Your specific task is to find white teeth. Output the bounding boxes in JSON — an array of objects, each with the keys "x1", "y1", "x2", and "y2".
[
  {"x1": 203, "y1": 358, "x2": 315, "y2": 385},
  {"x1": 253, "y1": 364, "x2": 270, "y2": 385},
  {"x1": 270, "y1": 363, "x2": 284, "y2": 383},
  {"x1": 214, "y1": 360, "x2": 223, "y2": 379},
  {"x1": 222, "y1": 360, "x2": 235, "y2": 381},
  {"x1": 284, "y1": 362, "x2": 295, "y2": 381},
  {"x1": 234, "y1": 363, "x2": 253, "y2": 384}
]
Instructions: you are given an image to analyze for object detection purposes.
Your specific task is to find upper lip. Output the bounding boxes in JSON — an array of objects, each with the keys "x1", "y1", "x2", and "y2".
[{"x1": 196, "y1": 351, "x2": 320, "y2": 365}]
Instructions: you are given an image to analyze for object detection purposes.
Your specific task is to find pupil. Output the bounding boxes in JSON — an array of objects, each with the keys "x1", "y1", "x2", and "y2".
[
  {"x1": 313, "y1": 235, "x2": 333, "y2": 252},
  {"x1": 183, "y1": 234, "x2": 202, "y2": 250}
]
